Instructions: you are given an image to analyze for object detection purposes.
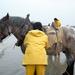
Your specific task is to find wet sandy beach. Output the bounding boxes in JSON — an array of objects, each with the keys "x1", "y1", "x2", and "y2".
[{"x1": 0, "y1": 46, "x2": 25, "y2": 75}]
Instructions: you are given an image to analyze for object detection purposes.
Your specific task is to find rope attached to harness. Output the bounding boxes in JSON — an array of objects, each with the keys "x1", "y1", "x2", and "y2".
[{"x1": 49, "y1": 55, "x2": 70, "y2": 75}]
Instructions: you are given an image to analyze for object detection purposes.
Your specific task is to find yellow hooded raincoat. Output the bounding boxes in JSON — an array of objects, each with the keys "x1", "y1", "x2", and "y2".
[
  {"x1": 55, "y1": 20, "x2": 61, "y2": 27},
  {"x1": 22, "y1": 30, "x2": 50, "y2": 66}
]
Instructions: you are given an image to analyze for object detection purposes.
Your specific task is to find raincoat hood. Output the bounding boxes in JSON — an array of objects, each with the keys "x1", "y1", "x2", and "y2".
[{"x1": 28, "y1": 30, "x2": 45, "y2": 37}]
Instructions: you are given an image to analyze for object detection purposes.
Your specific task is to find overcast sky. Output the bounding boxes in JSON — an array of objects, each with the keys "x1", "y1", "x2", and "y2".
[{"x1": 0, "y1": 0, "x2": 75, "y2": 26}]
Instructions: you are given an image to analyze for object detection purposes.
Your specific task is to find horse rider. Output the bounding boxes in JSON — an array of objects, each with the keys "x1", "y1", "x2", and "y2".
[
  {"x1": 51, "y1": 18, "x2": 61, "y2": 30},
  {"x1": 15, "y1": 14, "x2": 31, "y2": 46},
  {"x1": 51, "y1": 18, "x2": 61, "y2": 51}
]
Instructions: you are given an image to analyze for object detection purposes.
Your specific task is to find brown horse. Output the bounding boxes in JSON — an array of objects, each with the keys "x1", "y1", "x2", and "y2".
[{"x1": 0, "y1": 13, "x2": 75, "y2": 75}]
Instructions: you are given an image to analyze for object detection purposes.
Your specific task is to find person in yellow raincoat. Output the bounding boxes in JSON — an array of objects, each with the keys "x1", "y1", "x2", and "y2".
[
  {"x1": 54, "y1": 18, "x2": 61, "y2": 27},
  {"x1": 22, "y1": 22, "x2": 51, "y2": 75},
  {"x1": 51, "y1": 18, "x2": 61, "y2": 30}
]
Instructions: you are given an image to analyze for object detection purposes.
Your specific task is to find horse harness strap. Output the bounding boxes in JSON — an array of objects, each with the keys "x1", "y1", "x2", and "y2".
[
  {"x1": 6, "y1": 24, "x2": 11, "y2": 35},
  {"x1": 54, "y1": 30, "x2": 58, "y2": 50},
  {"x1": 0, "y1": 21, "x2": 11, "y2": 35},
  {"x1": 15, "y1": 21, "x2": 31, "y2": 46},
  {"x1": 5, "y1": 23, "x2": 11, "y2": 35},
  {"x1": 51, "y1": 24, "x2": 59, "y2": 49}
]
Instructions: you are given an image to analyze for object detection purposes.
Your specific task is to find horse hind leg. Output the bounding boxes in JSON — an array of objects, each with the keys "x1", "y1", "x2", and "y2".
[
  {"x1": 62, "y1": 48, "x2": 74, "y2": 75},
  {"x1": 58, "y1": 52, "x2": 60, "y2": 62},
  {"x1": 62, "y1": 60, "x2": 74, "y2": 75},
  {"x1": 54, "y1": 53, "x2": 60, "y2": 62}
]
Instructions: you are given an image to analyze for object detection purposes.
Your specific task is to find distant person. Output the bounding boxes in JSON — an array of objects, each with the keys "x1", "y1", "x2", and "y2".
[
  {"x1": 22, "y1": 22, "x2": 51, "y2": 75},
  {"x1": 51, "y1": 18, "x2": 61, "y2": 30}
]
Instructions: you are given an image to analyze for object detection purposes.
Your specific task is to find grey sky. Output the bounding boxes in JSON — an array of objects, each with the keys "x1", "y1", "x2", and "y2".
[{"x1": 0, "y1": 0, "x2": 75, "y2": 26}]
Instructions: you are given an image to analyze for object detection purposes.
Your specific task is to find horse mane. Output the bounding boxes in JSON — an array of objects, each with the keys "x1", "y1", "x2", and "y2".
[{"x1": 7, "y1": 16, "x2": 26, "y2": 28}]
